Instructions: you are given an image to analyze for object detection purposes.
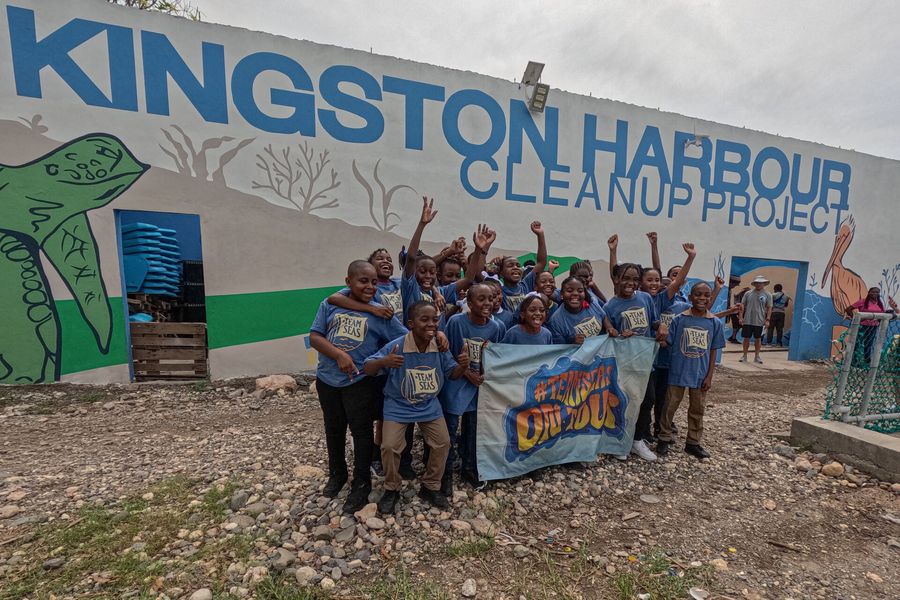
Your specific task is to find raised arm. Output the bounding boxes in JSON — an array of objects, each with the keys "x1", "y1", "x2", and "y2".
[
  {"x1": 607, "y1": 234, "x2": 618, "y2": 281},
  {"x1": 531, "y1": 221, "x2": 547, "y2": 273},
  {"x1": 647, "y1": 232, "x2": 661, "y2": 273},
  {"x1": 665, "y1": 243, "x2": 697, "y2": 300},
  {"x1": 456, "y1": 225, "x2": 496, "y2": 293},
  {"x1": 404, "y1": 196, "x2": 438, "y2": 278},
  {"x1": 328, "y1": 291, "x2": 392, "y2": 319}
]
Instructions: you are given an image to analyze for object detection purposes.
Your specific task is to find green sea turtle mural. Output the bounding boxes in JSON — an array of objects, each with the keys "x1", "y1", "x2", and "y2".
[{"x1": 0, "y1": 134, "x2": 148, "y2": 384}]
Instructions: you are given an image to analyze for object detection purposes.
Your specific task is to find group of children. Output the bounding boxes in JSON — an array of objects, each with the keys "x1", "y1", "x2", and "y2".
[{"x1": 310, "y1": 197, "x2": 740, "y2": 516}]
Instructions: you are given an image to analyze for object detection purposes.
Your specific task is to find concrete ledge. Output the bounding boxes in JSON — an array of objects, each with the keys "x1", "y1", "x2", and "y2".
[{"x1": 791, "y1": 416, "x2": 900, "y2": 482}]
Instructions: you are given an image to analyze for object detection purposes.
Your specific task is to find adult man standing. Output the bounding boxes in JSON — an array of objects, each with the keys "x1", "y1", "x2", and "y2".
[{"x1": 739, "y1": 276, "x2": 773, "y2": 364}]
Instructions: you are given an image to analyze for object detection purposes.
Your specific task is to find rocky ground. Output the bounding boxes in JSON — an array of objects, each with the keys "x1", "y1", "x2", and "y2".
[{"x1": 0, "y1": 365, "x2": 898, "y2": 600}]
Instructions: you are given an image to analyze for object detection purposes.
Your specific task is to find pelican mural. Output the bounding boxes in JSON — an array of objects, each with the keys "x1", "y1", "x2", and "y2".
[{"x1": 822, "y1": 215, "x2": 868, "y2": 317}]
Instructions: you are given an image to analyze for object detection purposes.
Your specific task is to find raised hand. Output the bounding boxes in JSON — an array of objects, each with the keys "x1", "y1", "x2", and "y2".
[
  {"x1": 531, "y1": 221, "x2": 544, "y2": 236},
  {"x1": 457, "y1": 343, "x2": 470, "y2": 369},
  {"x1": 474, "y1": 224, "x2": 496, "y2": 251},
  {"x1": 646, "y1": 232, "x2": 658, "y2": 244},
  {"x1": 548, "y1": 259, "x2": 560, "y2": 273},
  {"x1": 450, "y1": 237, "x2": 467, "y2": 257},
  {"x1": 715, "y1": 275, "x2": 725, "y2": 288},
  {"x1": 383, "y1": 345, "x2": 405, "y2": 368},
  {"x1": 607, "y1": 234, "x2": 618, "y2": 251},
  {"x1": 682, "y1": 242, "x2": 696, "y2": 257},
  {"x1": 419, "y1": 196, "x2": 438, "y2": 225}
]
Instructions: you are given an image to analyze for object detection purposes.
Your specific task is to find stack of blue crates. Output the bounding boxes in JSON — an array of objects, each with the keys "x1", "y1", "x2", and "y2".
[{"x1": 121, "y1": 223, "x2": 182, "y2": 296}]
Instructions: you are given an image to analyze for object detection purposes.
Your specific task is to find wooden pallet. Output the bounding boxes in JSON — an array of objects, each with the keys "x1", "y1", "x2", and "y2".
[{"x1": 130, "y1": 322, "x2": 208, "y2": 381}]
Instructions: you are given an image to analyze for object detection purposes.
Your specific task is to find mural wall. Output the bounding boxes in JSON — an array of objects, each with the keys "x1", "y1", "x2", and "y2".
[{"x1": 0, "y1": 0, "x2": 898, "y2": 382}]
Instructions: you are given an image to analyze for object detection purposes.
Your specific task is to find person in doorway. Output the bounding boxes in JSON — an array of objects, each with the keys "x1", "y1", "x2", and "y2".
[
  {"x1": 726, "y1": 277, "x2": 744, "y2": 343},
  {"x1": 739, "y1": 276, "x2": 772, "y2": 364},
  {"x1": 766, "y1": 284, "x2": 791, "y2": 347}
]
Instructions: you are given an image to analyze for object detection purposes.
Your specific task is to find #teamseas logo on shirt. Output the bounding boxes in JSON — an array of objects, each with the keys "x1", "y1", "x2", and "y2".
[
  {"x1": 680, "y1": 327, "x2": 709, "y2": 358},
  {"x1": 660, "y1": 312, "x2": 675, "y2": 328},
  {"x1": 505, "y1": 293, "x2": 526, "y2": 312},
  {"x1": 621, "y1": 307, "x2": 649, "y2": 332},
  {"x1": 464, "y1": 338, "x2": 486, "y2": 369},
  {"x1": 401, "y1": 366, "x2": 439, "y2": 404},
  {"x1": 381, "y1": 290, "x2": 402, "y2": 313},
  {"x1": 328, "y1": 313, "x2": 368, "y2": 351},
  {"x1": 573, "y1": 316, "x2": 602, "y2": 338}
]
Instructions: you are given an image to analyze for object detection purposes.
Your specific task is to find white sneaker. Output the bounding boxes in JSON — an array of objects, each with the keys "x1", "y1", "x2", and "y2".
[
  {"x1": 754, "y1": 357, "x2": 764, "y2": 364},
  {"x1": 613, "y1": 453, "x2": 629, "y2": 461},
  {"x1": 631, "y1": 439, "x2": 658, "y2": 462}
]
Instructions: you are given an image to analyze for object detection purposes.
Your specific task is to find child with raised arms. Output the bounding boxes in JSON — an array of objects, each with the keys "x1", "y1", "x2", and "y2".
[
  {"x1": 308, "y1": 260, "x2": 409, "y2": 514},
  {"x1": 546, "y1": 276, "x2": 617, "y2": 344},
  {"x1": 401, "y1": 197, "x2": 493, "y2": 322},
  {"x1": 364, "y1": 301, "x2": 470, "y2": 513},
  {"x1": 656, "y1": 281, "x2": 726, "y2": 460},
  {"x1": 501, "y1": 293, "x2": 553, "y2": 344},
  {"x1": 440, "y1": 283, "x2": 505, "y2": 492},
  {"x1": 497, "y1": 221, "x2": 548, "y2": 312}
]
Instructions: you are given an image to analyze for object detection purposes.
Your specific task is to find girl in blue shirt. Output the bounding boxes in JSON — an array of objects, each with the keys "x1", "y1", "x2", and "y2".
[
  {"x1": 501, "y1": 293, "x2": 553, "y2": 345},
  {"x1": 546, "y1": 277, "x2": 617, "y2": 344},
  {"x1": 309, "y1": 260, "x2": 408, "y2": 515},
  {"x1": 535, "y1": 270, "x2": 561, "y2": 318}
]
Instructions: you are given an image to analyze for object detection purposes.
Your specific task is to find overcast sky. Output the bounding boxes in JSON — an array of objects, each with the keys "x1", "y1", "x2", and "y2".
[{"x1": 199, "y1": 0, "x2": 900, "y2": 160}]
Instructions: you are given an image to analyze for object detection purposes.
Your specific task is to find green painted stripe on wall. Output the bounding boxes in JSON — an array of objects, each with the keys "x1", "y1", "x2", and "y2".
[
  {"x1": 205, "y1": 286, "x2": 339, "y2": 349},
  {"x1": 58, "y1": 298, "x2": 129, "y2": 375}
]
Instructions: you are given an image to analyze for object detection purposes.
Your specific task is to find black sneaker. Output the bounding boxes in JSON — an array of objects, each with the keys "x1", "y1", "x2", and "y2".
[
  {"x1": 418, "y1": 487, "x2": 450, "y2": 509},
  {"x1": 399, "y1": 464, "x2": 417, "y2": 480},
  {"x1": 440, "y1": 472, "x2": 453, "y2": 497},
  {"x1": 655, "y1": 441, "x2": 670, "y2": 455},
  {"x1": 377, "y1": 490, "x2": 400, "y2": 514},
  {"x1": 684, "y1": 444, "x2": 710, "y2": 460},
  {"x1": 644, "y1": 433, "x2": 657, "y2": 444},
  {"x1": 461, "y1": 470, "x2": 487, "y2": 490},
  {"x1": 322, "y1": 474, "x2": 347, "y2": 498},
  {"x1": 341, "y1": 479, "x2": 372, "y2": 514}
]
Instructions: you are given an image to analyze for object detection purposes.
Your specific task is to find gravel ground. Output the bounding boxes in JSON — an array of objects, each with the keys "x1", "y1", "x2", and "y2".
[{"x1": 1, "y1": 364, "x2": 898, "y2": 600}]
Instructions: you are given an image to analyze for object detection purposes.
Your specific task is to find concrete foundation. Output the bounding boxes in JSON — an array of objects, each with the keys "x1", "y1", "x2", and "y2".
[{"x1": 790, "y1": 416, "x2": 900, "y2": 482}]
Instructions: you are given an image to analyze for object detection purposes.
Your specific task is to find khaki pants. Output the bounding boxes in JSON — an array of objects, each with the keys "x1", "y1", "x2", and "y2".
[
  {"x1": 381, "y1": 418, "x2": 450, "y2": 491},
  {"x1": 659, "y1": 385, "x2": 705, "y2": 446}
]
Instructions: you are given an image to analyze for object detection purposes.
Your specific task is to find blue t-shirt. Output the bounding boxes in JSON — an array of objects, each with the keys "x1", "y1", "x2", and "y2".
[
  {"x1": 439, "y1": 313, "x2": 503, "y2": 415},
  {"x1": 666, "y1": 311, "x2": 726, "y2": 389},
  {"x1": 655, "y1": 300, "x2": 692, "y2": 369},
  {"x1": 500, "y1": 270, "x2": 536, "y2": 312},
  {"x1": 440, "y1": 281, "x2": 459, "y2": 306},
  {"x1": 501, "y1": 325, "x2": 553, "y2": 345},
  {"x1": 604, "y1": 291, "x2": 658, "y2": 338},
  {"x1": 546, "y1": 303, "x2": 608, "y2": 344},
  {"x1": 493, "y1": 308, "x2": 516, "y2": 331},
  {"x1": 366, "y1": 333, "x2": 458, "y2": 423},
  {"x1": 587, "y1": 289, "x2": 605, "y2": 309},
  {"x1": 310, "y1": 300, "x2": 408, "y2": 387}
]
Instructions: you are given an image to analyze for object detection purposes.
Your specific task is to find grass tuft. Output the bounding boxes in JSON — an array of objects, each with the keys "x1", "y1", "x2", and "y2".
[
  {"x1": 256, "y1": 576, "x2": 330, "y2": 600},
  {"x1": 447, "y1": 535, "x2": 495, "y2": 557},
  {"x1": 613, "y1": 550, "x2": 715, "y2": 600},
  {"x1": 366, "y1": 566, "x2": 450, "y2": 600}
]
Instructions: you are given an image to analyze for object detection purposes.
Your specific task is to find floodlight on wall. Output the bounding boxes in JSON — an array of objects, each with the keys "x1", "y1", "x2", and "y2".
[
  {"x1": 521, "y1": 61, "x2": 549, "y2": 113},
  {"x1": 684, "y1": 134, "x2": 710, "y2": 149}
]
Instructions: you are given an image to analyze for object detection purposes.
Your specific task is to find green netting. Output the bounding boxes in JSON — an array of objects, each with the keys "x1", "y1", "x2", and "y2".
[{"x1": 824, "y1": 318, "x2": 900, "y2": 433}]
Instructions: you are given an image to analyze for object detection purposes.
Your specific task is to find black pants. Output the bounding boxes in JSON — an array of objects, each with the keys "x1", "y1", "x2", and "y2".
[
  {"x1": 316, "y1": 378, "x2": 375, "y2": 485},
  {"x1": 766, "y1": 312, "x2": 785, "y2": 345},
  {"x1": 651, "y1": 367, "x2": 670, "y2": 436},
  {"x1": 635, "y1": 377, "x2": 656, "y2": 442}
]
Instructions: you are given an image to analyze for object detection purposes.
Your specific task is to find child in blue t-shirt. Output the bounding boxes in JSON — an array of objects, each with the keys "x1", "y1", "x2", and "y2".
[
  {"x1": 364, "y1": 301, "x2": 469, "y2": 513},
  {"x1": 657, "y1": 281, "x2": 726, "y2": 460},
  {"x1": 401, "y1": 198, "x2": 494, "y2": 323},
  {"x1": 535, "y1": 270, "x2": 561, "y2": 318},
  {"x1": 546, "y1": 277, "x2": 617, "y2": 344},
  {"x1": 483, "y1": 278, "x2": 514, "y2": 334},
  {"x1": 497, "y1": 221, "x2": 548, "y2": 312},
  {"x1": 309, "y1": 260, "x2": 408, "y2": 515},
  {"x1": 439, "y1": 284, "x2": 504, "y2": 492},
  {"x1": 569, "y1": 261, "x2": 606, "y2": 308},
  {"x1": 501, "y1": 293, "x2": 553, "y2": 345}
]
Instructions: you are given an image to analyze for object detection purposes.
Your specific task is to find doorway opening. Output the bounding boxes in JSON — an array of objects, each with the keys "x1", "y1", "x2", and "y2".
[
  {"x1": 726, "y1": 256, "x2": 809, "y2": 361},
  {"x1": 115, "y1": 210, "x2": 208, "y2": 381}
]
